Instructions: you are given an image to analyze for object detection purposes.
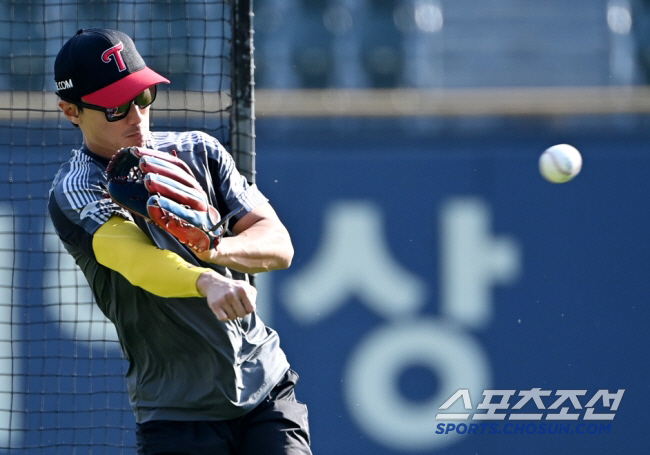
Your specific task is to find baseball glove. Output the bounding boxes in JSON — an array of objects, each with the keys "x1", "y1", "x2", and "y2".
[{"x1": 105, "y1": 146, "x2": 239, "y2": 252}]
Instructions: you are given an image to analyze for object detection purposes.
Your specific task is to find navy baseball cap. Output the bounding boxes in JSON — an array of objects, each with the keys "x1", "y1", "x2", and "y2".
[{"x1": 54, "y1": 28, "x2": 169, "y2": 108}]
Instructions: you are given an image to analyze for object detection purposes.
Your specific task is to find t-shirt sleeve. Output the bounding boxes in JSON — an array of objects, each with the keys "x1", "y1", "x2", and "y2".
[
  {"x1": 48, "y1": 162, "x2": 133, "y2": 258},
  {"x1": 203, "y1": 134, "x2": 268, "y2": 224}
]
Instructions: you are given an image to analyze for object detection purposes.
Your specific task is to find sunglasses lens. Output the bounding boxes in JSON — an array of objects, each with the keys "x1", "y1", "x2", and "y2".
[
  {"x1": 104, "y1": 86, "x2": 157, "y2": 122},
  {"x1": 105, "y1": 103, "x2": 130, "y2": 121},
  {"x1": 135, "y1": 86, "x2": 157, "y2": 108}
]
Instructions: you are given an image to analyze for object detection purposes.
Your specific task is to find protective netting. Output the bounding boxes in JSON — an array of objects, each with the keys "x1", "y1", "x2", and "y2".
[{"x1": 0, "y1": 1, "x2": 253, "y2": 452}]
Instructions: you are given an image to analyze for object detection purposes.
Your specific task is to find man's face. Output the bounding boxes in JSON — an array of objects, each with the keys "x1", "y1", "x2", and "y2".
[{"x1": 61, "y1": 100, "x2": 151, "y2": 158}]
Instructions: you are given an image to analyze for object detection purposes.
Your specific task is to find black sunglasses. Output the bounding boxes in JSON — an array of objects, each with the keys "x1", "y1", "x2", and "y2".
[{"x1": 73, "y1": 86, "x2": 158, "y2": 122}]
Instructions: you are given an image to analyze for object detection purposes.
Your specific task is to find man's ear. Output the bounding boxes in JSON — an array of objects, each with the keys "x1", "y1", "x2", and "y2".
[{"x1": 58, "y1": 100, "x2": 81, "y2": 126}]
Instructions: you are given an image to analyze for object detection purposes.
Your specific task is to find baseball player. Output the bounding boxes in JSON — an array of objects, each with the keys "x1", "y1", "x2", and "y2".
[{"x1": 48, "y1": 28, "x2": 311, "y2": 455}]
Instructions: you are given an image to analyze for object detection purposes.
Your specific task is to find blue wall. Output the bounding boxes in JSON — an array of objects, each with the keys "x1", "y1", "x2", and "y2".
[{"x1": 254, "y1": 122, "x2": 650, "y2": 454}]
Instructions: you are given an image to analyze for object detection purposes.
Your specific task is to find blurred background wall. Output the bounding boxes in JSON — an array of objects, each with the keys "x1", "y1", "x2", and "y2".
[
  {"x1": 254, "y1": 0, "x2": 628, "y2": 89},
  {"x1": 251, "y1": 2, "x2": 650, "y2": 454}
]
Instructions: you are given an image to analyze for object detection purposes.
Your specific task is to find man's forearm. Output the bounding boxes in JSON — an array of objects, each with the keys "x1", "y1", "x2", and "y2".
[{"x1": 200, "y1": 219, "x2": 294, "y2": 274}]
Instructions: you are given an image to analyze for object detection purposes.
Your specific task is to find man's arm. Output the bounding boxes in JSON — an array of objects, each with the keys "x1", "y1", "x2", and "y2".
[
  {"x1": 195, "y1": 202, "x2": 294, "y2": 274},
  {"x1": 93, "y1": 216, "x2": 256, "y2": 321}
]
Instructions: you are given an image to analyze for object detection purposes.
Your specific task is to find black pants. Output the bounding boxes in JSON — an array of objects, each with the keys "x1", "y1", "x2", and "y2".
[{"x1": 136, "y1": 370, "x2": 312, "y2": 455}]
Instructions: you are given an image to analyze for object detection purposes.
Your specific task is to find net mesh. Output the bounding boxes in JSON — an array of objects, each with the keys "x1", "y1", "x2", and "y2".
[{"x1": 0, "y1": 0, "x2": 253, "y2": 452}]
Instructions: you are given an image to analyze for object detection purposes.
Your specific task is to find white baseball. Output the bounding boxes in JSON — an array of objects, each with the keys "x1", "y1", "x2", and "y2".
[{"x1": 539, "y1": 144, "x2": 582, "y2": 183}]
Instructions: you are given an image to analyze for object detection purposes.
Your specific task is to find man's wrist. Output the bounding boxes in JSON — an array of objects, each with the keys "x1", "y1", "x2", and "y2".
[{"x1": 196, "y1": 270, "x2": 224, "y2": 297}]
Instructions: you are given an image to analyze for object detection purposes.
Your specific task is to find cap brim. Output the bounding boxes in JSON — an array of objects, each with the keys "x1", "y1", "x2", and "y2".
[{"x1": 82, "y1": 66, "x2": 170, "y2": 107}]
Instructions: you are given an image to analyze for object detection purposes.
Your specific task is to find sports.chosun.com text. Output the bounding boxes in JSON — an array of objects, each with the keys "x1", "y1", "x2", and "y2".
[{"x1": 436, "y1": 422, "x2": 612, "y2": 435}]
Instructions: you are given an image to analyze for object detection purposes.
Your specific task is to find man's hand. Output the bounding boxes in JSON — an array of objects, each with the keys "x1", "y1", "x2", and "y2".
[{"x1": 196, "y1": 271, "x2": 257, "y2": 321}]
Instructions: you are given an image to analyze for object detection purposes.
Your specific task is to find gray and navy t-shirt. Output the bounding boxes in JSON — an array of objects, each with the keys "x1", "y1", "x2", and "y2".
[{"x1": 48, "y1": 130, "x2": 289, "y2": 423}]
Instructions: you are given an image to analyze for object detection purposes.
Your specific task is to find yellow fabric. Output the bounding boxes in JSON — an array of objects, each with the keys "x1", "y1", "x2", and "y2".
[{"x1": 92, "y1": 216, "x2": 211, "y2": 298}]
